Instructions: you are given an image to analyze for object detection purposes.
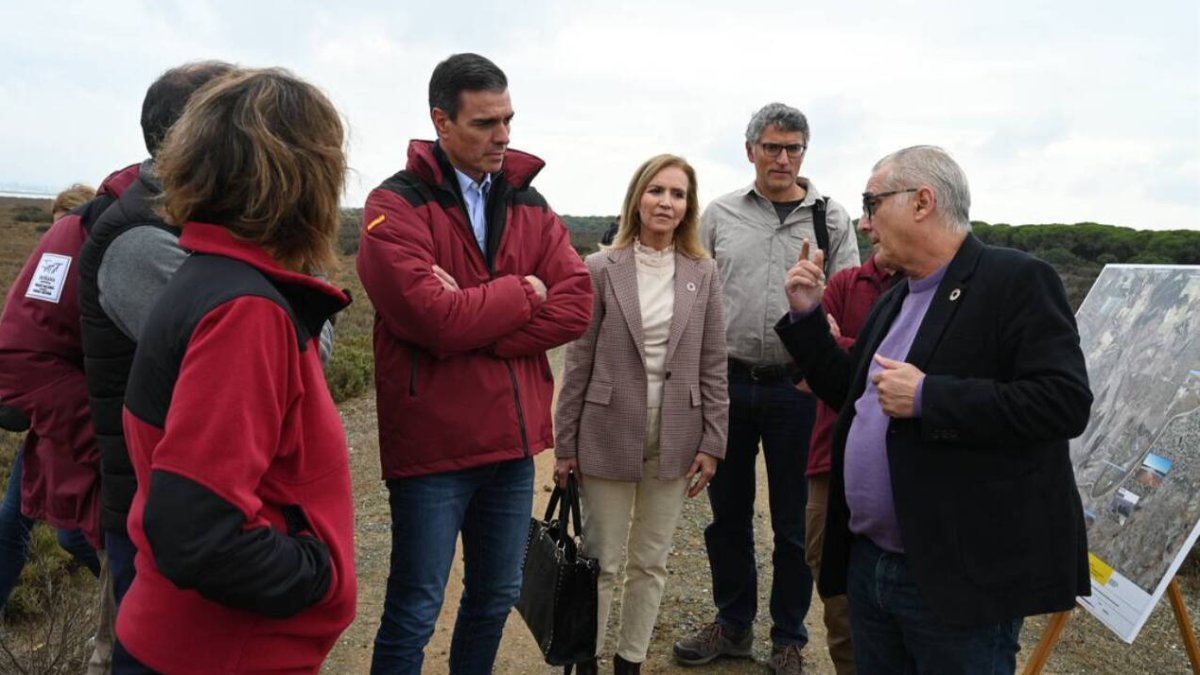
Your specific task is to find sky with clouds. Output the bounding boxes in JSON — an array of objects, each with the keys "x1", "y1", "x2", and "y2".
[{"x1": 1, "y1": 0, "x2": 1196, "y2": 229}]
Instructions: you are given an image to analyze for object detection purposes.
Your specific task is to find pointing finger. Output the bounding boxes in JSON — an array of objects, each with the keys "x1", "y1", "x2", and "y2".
[{"x1": 799, "y1": 239, "x2": 810, "y2": 262}]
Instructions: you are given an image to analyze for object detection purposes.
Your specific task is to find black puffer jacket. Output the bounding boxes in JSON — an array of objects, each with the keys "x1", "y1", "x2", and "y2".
[{"x1": 79, "y1": 164, "x2": 179, "y2": 535}]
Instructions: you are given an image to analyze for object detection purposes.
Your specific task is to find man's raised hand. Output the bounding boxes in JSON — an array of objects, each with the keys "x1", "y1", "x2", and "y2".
[{"x1": 784, "y1": 238, "x2": 826, "y2": 314}]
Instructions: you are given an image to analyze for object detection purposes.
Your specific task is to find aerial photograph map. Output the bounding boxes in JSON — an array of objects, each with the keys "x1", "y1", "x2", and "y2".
[{"x1": 1069, "y1": 264, "x2": 1200, "y2": 642}]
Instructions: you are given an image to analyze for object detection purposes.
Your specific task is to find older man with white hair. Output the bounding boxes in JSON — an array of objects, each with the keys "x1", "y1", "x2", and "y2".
[{"x1": 776, "y1": 146, "x2": 1093, "y2": 674}]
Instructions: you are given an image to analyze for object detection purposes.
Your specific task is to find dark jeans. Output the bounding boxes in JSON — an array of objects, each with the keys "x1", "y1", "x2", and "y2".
[
  {"x1": 704, "y1": 364, "x2": 816, "y2": 646},
  {"x1": 107, "y1": 530, "x2": 143, "y2": 674},
  {"x1": 847, "y1": 537, "x2": 1022, "y2": 674},
  {"x1": 108, "y1": 650, "x2": 158, "y2": 675},
  {"x1": 0, "y1": 448, "x2": 99, "y2": 609},
  {"x1": 371, "y1": 457, "x2": 534, "y2": 675}
]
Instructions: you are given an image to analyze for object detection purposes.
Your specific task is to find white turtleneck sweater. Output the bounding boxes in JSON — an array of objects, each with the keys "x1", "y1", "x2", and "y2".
[{"x1": 635, "y1": 240, "x2": 675, "y2": 409}]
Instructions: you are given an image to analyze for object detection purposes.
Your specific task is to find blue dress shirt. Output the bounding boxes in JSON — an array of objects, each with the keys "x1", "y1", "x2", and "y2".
[{"x1": 454, "y1": 168, "x2": 492, "y2": 253}]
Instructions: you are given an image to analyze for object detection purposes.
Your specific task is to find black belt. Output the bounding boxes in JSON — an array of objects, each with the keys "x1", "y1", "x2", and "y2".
[{"x1": 728, "y1": 359, "x2": 794, "y2": 382}]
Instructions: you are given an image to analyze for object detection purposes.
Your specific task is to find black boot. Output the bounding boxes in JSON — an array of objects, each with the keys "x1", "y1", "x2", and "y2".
[
  {"x1": 565, "y1": 657, "x2": 598, "y2": 675},
  {"x1": 613, "y1": 654, "x2": 641, "y2": 674}
]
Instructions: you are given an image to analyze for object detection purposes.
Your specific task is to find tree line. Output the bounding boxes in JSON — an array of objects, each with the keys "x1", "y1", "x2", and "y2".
[{"x1": 337, "y1": 211, "x2": 1199, "y2": 309}]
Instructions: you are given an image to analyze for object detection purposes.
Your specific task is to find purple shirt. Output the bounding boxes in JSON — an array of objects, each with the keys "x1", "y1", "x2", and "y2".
[{"x1": 843, "y1": 265, "x2": 947, "y2": 553}]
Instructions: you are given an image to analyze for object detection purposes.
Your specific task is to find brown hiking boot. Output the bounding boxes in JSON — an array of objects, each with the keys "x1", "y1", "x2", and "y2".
[
  {"x1": 769, "y1": 643, "x2": 805, "y2": 674},
  {"x1": 672, "y1": 622, "x2": 753, "y2": 665}
]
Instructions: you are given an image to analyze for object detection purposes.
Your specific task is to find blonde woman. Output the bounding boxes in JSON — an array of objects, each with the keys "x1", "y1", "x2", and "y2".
[
  {"x1": 51, "y1": 183, "x2": 96, "y2": 221},
  {"x1": 554, "y1": 154, "x2": 729, "y2": 674}
]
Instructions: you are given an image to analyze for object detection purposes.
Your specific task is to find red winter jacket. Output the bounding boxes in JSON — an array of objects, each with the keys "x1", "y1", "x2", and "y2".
[
  {"x1": 0, "y1": 163, "x2": 137, "y2": 546},
  {"x1": 807, "y1": 254, "x2": 898, "y2": 477},
  {"x1": 357, "y1": 140, "x2": 592, "y2": 478},
  {"x1": 118, "y1": 224, "x2": 356, "y2": 673}
]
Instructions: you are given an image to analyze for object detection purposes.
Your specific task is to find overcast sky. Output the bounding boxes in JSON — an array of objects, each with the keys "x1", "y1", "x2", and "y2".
[{"x1": 2, "y1": 0, "x2": 1196, "y2": 230}]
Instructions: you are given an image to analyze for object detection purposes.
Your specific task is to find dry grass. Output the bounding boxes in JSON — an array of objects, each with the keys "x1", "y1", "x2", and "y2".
[
  {"x1": 0, "y1": 429, "x2": 99, "y2": 674},
  {"x1": 0, "y1": 564, "x2": 98, "y2": 675},
  {"x1": 2, "y1": 197, "x2": 1199, "y2": 673}
]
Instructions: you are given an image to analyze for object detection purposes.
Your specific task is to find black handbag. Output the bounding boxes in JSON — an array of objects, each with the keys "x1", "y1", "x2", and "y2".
[{"x1": 516, "y1": 473, "x2": 599, "y2": 667}]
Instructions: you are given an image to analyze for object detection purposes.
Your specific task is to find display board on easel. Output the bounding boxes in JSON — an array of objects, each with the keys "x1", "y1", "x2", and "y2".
[{"x1": 1068, "y1": 264, "x2": 1200, "y2": 641}]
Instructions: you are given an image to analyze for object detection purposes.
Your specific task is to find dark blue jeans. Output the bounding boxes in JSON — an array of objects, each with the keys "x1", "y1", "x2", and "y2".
[
  {"x1": 371, "y1": 457, "x2": 534, "y2": 675},
  {"x1": 0, "y1": 448, "x2": 99, "y2": 609},
  {"x1": 703, "y1": 365, "x2": 816, "y2": 646},
  {"x1": 847, "y1": 537, "x2": 1022, "y2": 674},
  {"x1": 107, "y1": 530, "x2": 143, "y2": 674}
]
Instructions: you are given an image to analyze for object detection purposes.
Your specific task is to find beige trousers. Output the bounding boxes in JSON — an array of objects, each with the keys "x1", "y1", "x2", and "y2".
[
  {"x1": 806, "y1": 473, "x2": 856, "y2": 675},
  {"x1": 580, "y1": 433, "x2": 688, "y2": 663}
]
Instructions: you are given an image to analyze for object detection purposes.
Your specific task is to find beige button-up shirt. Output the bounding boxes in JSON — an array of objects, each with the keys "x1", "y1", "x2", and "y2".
[{"x1": 701, "y1": 177, "x2": 860, "y2": 367}]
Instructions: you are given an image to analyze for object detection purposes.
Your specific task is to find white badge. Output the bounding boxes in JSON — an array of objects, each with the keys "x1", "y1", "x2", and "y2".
[{"x1": 25, "y1": 253, "x2": 72, "y2": 304}]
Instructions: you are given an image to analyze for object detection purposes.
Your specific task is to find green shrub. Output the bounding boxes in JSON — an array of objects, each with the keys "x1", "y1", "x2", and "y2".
[
  {"x1": 1039, "y1": 247, "x2": 1081, "y2": 266},
  {"x1": 338, "y1": 209, "x2": 362, "y2": 255},
  {"x1": 1128, "y1": 252, "x2": 1174, "y2": 265},
  {"x1": 324, "y1": 334, "x2": 374, "y2": 403},
  {"x1": 11, "y1": 207, "x2": 50, "y2": 224}
]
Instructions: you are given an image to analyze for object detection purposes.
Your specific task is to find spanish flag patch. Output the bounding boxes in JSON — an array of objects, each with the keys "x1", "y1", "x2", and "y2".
[{"x1": 367, "y1": 214, "x2": 386, "y2": 231}]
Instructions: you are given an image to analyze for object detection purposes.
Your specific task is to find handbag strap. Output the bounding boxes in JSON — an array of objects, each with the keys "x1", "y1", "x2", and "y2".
[
  {"x1": 563, "y1": 474, "x2": 584, "y2": 540},
  {"x1": 542, "y1": 473, "x2": 585, "y2": 540},
  {"x1": 543, "y1": 482, "x2": 563, "y2": 522}
]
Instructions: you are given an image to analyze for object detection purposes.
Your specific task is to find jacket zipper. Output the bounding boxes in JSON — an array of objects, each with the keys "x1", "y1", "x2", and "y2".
[
  {"x1": 408, "y1": 348, "x2": 419, "y2": 396},
  {"x1": 505, "y1": 362, "x2": 531, "y2": 457},
  {"x1": 444, "y1": 168, "x2": 503, "y2": 274},
  {"x1": 438, "y1": 156, "x2": 527, "y2": 452}
]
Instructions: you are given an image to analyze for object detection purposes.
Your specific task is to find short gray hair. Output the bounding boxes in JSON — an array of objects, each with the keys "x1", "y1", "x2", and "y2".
[
  {"x1": 873, "y1": 145, "x2": 971, "y2": 231},
  {"x1": 745, "y1": 103, "x2": 809, "y2": 145}
]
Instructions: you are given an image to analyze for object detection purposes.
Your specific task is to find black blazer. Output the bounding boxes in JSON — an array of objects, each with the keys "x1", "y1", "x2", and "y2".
[{"x1": 776, "y1": 234, "x2": 1093, "y2": 626}]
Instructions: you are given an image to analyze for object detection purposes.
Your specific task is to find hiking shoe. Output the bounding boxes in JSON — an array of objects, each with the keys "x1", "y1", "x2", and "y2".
[
  {"x1": 672, "y1": 622, "x2": 753, "y2": 665},
  {"x1": 769, "y1": 643, "x2": 805, "y2": 674}
]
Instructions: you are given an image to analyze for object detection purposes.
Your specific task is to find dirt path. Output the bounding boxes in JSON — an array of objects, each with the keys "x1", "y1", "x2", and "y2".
[
  {"x1": 323, "y1": 394, "x2": 836, "y2": 674},
  {"x1": 325, "y1": 393, "x2": 1200, "y2": 674}
]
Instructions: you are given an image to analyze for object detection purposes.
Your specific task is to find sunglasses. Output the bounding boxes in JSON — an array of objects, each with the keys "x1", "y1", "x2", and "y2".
[{"x1": 861, "y1": 189, "x2": 917, "y2": 220}]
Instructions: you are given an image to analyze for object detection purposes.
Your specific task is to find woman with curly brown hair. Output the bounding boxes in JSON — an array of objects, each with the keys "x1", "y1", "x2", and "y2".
[{"x1": 116, "y1": 68, "x2": 356, "y2": 674}]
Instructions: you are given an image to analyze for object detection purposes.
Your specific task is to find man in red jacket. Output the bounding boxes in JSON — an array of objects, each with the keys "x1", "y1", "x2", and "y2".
[
  {"x1": 0, "y1": 165, "x2": 137, "y2": 553},
  {"x1": 0, "y1": 162, "x2": 137, "y2": 672},
  {"x1": 804, "y1": 253, "x2": 897, "y2": 674},
  {"x1": 357, "y1": 53, "x2": 592, "y2": 674}
]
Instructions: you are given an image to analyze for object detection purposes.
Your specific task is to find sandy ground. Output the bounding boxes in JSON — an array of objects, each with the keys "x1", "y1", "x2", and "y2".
[{"x1": 323, "y1": 394, "x2": 1200, "y2": 675}]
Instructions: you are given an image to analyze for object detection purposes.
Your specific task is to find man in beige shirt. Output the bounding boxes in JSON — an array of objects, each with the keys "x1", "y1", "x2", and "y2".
[{"x1": 674, "y1": 103, "x2": 859, "y2": 675}]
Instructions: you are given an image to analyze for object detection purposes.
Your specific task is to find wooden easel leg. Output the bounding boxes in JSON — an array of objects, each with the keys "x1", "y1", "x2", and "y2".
[
  {"x1": 1021, "y1": 610, "x2": 1073, "y2": 675},
  {"x1": 1166, "y1": 577, "x2": 1200, "y2": 674}
]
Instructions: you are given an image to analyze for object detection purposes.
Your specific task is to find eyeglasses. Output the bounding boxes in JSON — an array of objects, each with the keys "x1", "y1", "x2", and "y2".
[
  {"x1": 861, "y1": 189, "x2": 918, "y2": 220},
  {"x1": 758, "y1": 142, "x2": 807, "y2": 159}
]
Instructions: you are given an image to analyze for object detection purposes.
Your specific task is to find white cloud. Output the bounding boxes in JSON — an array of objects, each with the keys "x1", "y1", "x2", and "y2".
[{"x1": 0, "y1": 0, "x2": 1195, "y2": 229}]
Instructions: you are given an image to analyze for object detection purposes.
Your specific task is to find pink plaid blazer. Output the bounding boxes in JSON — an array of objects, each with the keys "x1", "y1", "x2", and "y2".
[{"x1": 554, "y1": 246, "x2": 729, "y2": 481}]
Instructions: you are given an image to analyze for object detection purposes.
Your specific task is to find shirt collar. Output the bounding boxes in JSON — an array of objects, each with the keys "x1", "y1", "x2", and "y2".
[
  {"x1": 454, "y1": 167, "x2": 492, "y2": 195},
  {"x1": 908, "y1": 262, "x2": 949, "y2": 293},
  {"x1": 743, "y1": 176, "x2": 820, "y2": 206}
]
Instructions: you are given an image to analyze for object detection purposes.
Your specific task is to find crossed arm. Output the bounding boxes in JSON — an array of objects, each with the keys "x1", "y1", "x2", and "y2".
[{"x1": 356, "y1": 190, "x2": 590, "y2": 359}]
